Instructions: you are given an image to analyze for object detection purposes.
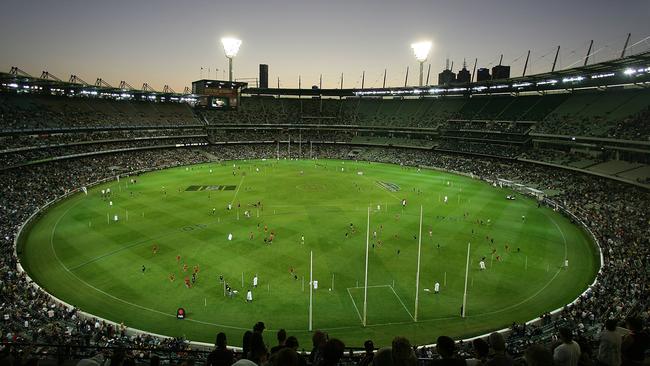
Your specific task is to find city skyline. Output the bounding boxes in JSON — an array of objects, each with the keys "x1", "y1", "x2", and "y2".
[{"x1": 1, "y1": 0, "x2": 648, "y2": 91}]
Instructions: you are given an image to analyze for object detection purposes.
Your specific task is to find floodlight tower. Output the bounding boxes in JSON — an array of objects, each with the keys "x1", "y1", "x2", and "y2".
[
  {"x1": 411, "y1": 41, "x2": 432, "y2": 86},
  {"x1": 221, "y1": 37, "x2": 242, "y2": 82}
]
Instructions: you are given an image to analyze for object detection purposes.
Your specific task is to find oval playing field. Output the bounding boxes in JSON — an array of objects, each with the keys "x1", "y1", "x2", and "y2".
[{"x1": 18, "y1": 159, "x2": 599, "y2": 347}]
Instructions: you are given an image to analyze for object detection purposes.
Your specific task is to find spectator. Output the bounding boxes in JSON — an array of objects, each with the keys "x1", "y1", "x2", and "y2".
[
  {"x1": 524, "y1": 344, "x2": 554, "y2": 366},
  {"x1": 358, "y1": 340, "x2": 375, "y2": 366},
  {"x1": 270, "y1": 347, "x2": 300, "y2": 366},
  {"x1": 320, "y1": 338, "x2": 345, "y2": 366},
  {"x1": 206, "y1": 332, "x2": 234, "y2": 366},
  {"x1": 433, "y1": 336, "x2": 466, "y2": 366},
  {"x1": 598, "y1": 319, "x2": 622, "y2": 366},
  {"x1": 270, "y1": 329, "x2": 287, "y2": 355},
  {"x1": 391, "y1": 336, "x2": 417, "y2": 366},
  {"x1": 241, "y1": 331, "x2": 253, "y2": 360},
  {"x1": 310, "y1": 330, "x2": 328, "y2": 366},
  {"x1": 285, "y1": 336, "x2": 307, "y2": 366},
  {"x1": 466, "y1": 338, "x2": 489, "y2": 366},
  {"x1": 253, "y1": 322, "x2": 265, "y2": 335},
  {"x1": 621, "y1": 317, "x2": 649, "y2": 366},
  {"x1": 234, "y1": 332, "x2": 268, "y2": 366},
  {"x1": 372, "y1": 348, "x2": 393, "y2": 366},
  {"x1": 553, "y1": 327, "x2": 581, "y2": 366},
  {"x1": 486, "y1": 332, "x2": 513, "y2": 366}
]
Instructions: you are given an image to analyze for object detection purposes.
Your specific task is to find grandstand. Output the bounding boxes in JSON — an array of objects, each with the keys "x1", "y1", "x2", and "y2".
[{"x1": 1, "y1": 50, "x2": 649, "y2": 365}]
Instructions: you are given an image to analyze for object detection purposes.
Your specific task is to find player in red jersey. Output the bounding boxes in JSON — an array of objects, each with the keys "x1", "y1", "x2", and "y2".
[
  {"x1": 176, "y1": 255, "x2": 181, "y2": 264},
  {"x1": 184, "y1": 276, "x2": 191, "y2": 288}
]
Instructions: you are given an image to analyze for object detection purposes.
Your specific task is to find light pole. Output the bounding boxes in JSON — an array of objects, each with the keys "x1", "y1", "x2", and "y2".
[
  {"x1": 221, "y1": 37, "x2": 242, "y2": 82},
  {"x1": 411, "y1": 41, "x2": 432, "y2": 86}
]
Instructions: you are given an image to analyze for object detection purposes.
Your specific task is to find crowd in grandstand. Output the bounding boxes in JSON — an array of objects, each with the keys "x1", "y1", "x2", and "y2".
[
  {"x1": 0, "y1": 142, "x2": 647, "y2": 365},
  {"x1": 0, "y1": 84, "x2": 647, "y2": 365},
  {"x1": 0, "y1": 94, "x2": 200, "y2": 130}
]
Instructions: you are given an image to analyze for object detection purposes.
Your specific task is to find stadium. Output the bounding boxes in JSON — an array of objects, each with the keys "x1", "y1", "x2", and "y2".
[{"x1": 1, "y1": 3, "x2": 650, "y2": 365}]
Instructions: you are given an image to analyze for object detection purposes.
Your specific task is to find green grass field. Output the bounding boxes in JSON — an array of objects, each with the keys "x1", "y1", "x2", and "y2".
[{"x1": 18, "y1": 159, "x2": 599, "y2": 348}]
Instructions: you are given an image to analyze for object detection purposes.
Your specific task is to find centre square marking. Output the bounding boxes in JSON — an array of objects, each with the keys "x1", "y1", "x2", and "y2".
[{"x1": 185, "y1": 185, "x2": 236, "y2": 191}]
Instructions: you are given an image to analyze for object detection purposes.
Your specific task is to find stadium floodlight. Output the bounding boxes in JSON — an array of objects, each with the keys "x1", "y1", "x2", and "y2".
[
  {"x1": 411, "y1": 41, "x2": 432, "y2": 86},
  {"x1": 221, "y1": 37, "x2": 242, "y2": 82}
]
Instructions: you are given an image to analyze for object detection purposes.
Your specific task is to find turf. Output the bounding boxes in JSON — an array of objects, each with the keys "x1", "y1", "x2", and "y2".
[{"x1": 18, "y1": 159, "x2": 599, "y2": 348}]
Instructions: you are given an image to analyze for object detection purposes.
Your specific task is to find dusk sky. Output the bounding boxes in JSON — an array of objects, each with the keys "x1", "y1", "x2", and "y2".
[{"x1": 1, "y1": 0, "x2": 648, "y2": 91}]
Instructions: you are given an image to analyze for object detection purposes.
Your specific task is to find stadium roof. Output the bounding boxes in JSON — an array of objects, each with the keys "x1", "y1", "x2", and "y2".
[
  {"x1": 2, "y1": 51, "x2": 648, "y2": 100},
  {"x1": 244, "y1": 51, "x2": 650, "y2": 97},
  {"x1": 0, "y1": 67, "x2": 197, "y2": 100}
]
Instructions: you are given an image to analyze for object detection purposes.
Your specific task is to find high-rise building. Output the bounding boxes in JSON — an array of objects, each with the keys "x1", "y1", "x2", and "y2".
[
  {"x1": 438, "y1": 59, "x2": 456, "y2": 85},
  {"x1": 476, "y1": 68, "x2": 491, "y2": 82},
  {"x1": 491, "y1": 65, "x2": 510, "y2": 80},
  {"x1": 438, "y1": 70, "x2": 456, "y2": 85},
  {"x1": 259, "y1": 64, "x2": 269, "y2": 89},
  {"x1": 456, "y1": 60, "x2": 471, "y2": 83}
]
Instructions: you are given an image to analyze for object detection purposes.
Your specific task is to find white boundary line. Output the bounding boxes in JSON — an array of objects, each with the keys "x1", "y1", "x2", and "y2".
[
  {"x1": 49, "y1": 203, "x2": 263, "y2": 333},
  {"x1": 389, "y1": 285, "x2": 415, "y2": 321},
  {"x1": 347, "y1": 288, "x2": 363, "y2": 323},
  {"x1": 348, "y1": 285, "x2": 391, "y2": 289},
  {"x1": 229, "y1": 174, "x2": 246, "y2": 206},
  {"x1": 12, "y1": 159, "x2": 605, "y2": 349}
]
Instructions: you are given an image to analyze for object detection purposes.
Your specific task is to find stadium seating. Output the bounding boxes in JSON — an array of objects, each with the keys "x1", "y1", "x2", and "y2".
[
  {"x1": 0, "y1": 87, "x2": 649, "y2": 365},
  {"x1": 0, "y1": 93, "x2": 201, "y2": 130}
]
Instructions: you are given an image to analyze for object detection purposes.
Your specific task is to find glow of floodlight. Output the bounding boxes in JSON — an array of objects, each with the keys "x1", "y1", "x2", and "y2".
[
  {"x1": 221, "y1": 38, "x2": 242, "y2": 58},
  {"x1": 411, "y1": 41, "x2": 432, "y2": 62}
]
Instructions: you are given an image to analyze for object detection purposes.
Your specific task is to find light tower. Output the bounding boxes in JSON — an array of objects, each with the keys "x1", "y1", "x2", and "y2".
[
  {"x1": 221, "y1": 37, "x2": 242, "y2": 82},
  {"x1": 411, "y1": 41, "x2": 432, "y2": 86}
]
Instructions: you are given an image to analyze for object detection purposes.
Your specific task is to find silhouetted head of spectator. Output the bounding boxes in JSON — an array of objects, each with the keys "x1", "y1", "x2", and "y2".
[
  {"x1": 312, "y1": 330, "x2": 328, "y2": 349},
  {"x1": 250, "y1": 332, "x2": 269, "y2": 364},
  {"x1": 436, "y1": 336, "x2": 456, "y2": 358},
  {"x1": 253, "y1": 321, "x2": 265, "y2": 334},
  {"x1": 276, "y1": 328, "x2": 287, "y2": 345},
  {"x1": 322, "y1": 338, "x2": 345, "y2": 366},
  {"x1": 558, "y1": 327, "x2": 573, "y2": 343},
  {"x1": 364, "y1": 339, "x2": 375, "y2": 354},
  {"x1": 286, "y1": 336, "x2": 299, "y2": 350},
  {"x1": 372, "y1": 348, "x2": 392, "y2": 366},
  {"x1": 216, "y1": 332, "x2": 227, "y2": 349},
  {"x1": 392, "y1": 336, "x2": 416, "y2": 366},
  {"x1": 488, "y1": 332, "x2": 506, "y2": 353},
  {"x1": 524, "y1": 344, "x2": 554, "y2": 366},
  {"x1": 272, "y1": 347, "x2": 299, "y2": 366},
  {"x1": 472, "y1": 338, "x2": 489, "y2": 359},
  {"x1": 242, "y1": 330, "x2": 253, "y2": 358},
  {"x1": 625, "y1": 316, "x2": 642, "y2": 332},
  {"x1": 605, "y1": 319, "x2": 618, "y2": 332}
]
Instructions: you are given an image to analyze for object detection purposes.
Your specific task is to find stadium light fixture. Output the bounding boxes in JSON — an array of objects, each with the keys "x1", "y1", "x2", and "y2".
[
  {"x1": 411, "y1": 41, "x2": 432, "y2": 86},
  {"x1": 221, "y1": 37, "x2": 242, "y2": 82}
]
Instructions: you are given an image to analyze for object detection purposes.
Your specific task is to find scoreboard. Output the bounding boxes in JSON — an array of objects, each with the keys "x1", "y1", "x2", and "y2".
[{"x1": 192, "y1": 79, "x2": 247, "y2": 110}]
